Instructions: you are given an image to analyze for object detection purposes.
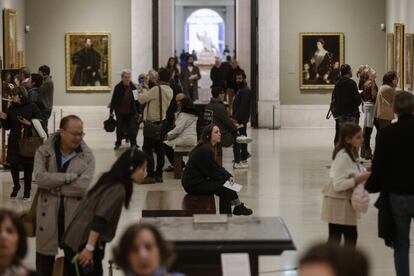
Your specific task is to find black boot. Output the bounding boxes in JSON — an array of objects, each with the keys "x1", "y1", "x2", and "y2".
[
  {"x1": 10, "y1": 185, "x2": 20, "y2": 198},
  {"x1": 233, "y1": 203, "x2": 253, "y2": 216}
]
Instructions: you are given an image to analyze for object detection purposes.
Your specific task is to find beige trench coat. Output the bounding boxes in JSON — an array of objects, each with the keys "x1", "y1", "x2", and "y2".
[
  {"x1": 374, "y1": 84, "x2": 396, "y2": 121},
  {"x1": 321, "y1": 150, "x2": 359, "y2": 226},
  {"x1": 34, "y1": 134, "x2": 95, "y2": 255}
]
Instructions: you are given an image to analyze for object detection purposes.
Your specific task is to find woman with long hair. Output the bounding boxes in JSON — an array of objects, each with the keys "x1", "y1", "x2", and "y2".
[
  {"x1": 0, "y1": 86, "x2": 45, "y2": 200},
  {"x1": 0, "y1": 209, "x2": 36, "y2": 276},
  {"x1": 182, "y1": 124, "x2": 252, "y2": 215},
  {"x1": 322, "y1": 123, "x2": 371, "y2": 248},
  {"x1": 357, "y1": 65, "x2": 378, "y2": 160},
  {"x1": 63, "y1": 148, "x2": 148, "y2": 275},
  {"x1": 166, "y1": 57, "x2": 180, "y2": 85},
  {"x1": 113, "y1": 223, "x2": 185, "y2": 276}
]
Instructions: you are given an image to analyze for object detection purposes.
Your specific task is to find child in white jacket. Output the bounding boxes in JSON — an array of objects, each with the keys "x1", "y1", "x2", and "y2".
[{"x1": 322, "y1": 123, "x2": 371, "y2": 247}]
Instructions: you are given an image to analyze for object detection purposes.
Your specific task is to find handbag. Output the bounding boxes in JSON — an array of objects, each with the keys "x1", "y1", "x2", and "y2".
[
  {"x1": 143, "y1": 86, "x2": 165, "y2": 140},
  {"x1": 19, "y1": 124, "x2": 43, "y2": 158},
  {"x1": 103, "y1": 114, "x2": 116, "y2": 132},
  {"x1": 19, "y1": 190, "x2": 39, "y2": 237},
  {"x1": 52, "y1": 257, "x2": 65, "y2": 276},
  {"x1": 326, "y1": 88, "x2": 338, "y2": 120}
]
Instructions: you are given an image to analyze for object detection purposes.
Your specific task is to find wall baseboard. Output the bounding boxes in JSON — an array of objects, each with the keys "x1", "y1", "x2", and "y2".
[
  {"x1": 280, "y1": 105, "x2": 334, "y2": 128},
  {"x1": 51, "y1": 104, "x2": 362, "y2": 131}
]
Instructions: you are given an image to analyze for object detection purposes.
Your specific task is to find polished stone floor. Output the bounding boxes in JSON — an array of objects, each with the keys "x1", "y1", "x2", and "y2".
[{"x1": 0, "y1": 128, "x2": 412, "y2": 276}]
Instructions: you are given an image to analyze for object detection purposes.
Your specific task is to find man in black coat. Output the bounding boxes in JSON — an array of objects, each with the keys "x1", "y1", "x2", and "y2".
[
  {"x1": 109, "y1": 70, "x2": 138, "y2": 149},
  {"x1": 205, "y1": 87, "x2": 238, "y2": 147},
  {"x1": 331, "y1": 64, "x2": 361, "y2": 145},
  {"x1": 232, "y1": 71, "x2": 253, "y2": 169},
  {"x1": 366, "y1": 92, "x2": 414, "y2": 276},
  {"x1": 71, "y1": 38, "x2": 101, "y2": 86}
]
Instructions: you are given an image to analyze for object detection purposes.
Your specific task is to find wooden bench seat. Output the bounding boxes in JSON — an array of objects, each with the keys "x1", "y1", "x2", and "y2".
[
  {"x1": 142, "y1": 191, "x2": 216, "y2": 217},
  {"x1": 173, "y1": 146, "x2": 194, "y2": 179}
]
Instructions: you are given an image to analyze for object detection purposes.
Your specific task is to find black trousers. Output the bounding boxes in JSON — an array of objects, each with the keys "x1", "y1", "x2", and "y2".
[
  {"x1": 143, "y1": 136, "x2": 165, "y2": 177},
  {"x1": 327, "y1": 223, "x2": 358, "y2": 248},
  {"x1": 185, "y1": 180, "x2": 238, "y2": 214},
  {"x1": 334, "y1": 116, "x2": 359, "y2": 145},
  {"x1": 363, "y1": 127, "x2": 373, "y2": 150},
  {"x1": 115, "y1": 113, "x2": 137, "y2": 146},
  {"x1": 36, "y1": 252, "x2": 55, "y2": 276},
  {"x1": 164, "y1": 144, "x2": 175, "y2": 166},
  {"x1": 63, "y1": 244, "x2": 105, "y2": 276},
  {"x1": 233, "y1": 126, "x2": 249, "y2": 163},
  {"x1": 10, "y1": 163, "x2": 33, "y2": 195}
]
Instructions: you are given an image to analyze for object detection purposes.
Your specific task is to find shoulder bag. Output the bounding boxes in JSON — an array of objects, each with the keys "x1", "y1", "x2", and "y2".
[
  {"x1": 19, "y1": 123, "x2": 44, "y2": 158},
  {"x1": 143, "y1": 86, "x2": 165, "y2": 140}
]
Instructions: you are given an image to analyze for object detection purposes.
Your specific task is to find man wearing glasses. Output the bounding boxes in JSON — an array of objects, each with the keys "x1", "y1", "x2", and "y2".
[{"x1": 33, "y1": 115, "x2": 95, "y2": 276}]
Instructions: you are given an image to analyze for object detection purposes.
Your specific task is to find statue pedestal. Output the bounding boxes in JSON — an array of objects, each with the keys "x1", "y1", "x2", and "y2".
[{"x1": 195, "y1": 51, "x2": 217, "y2": 66}]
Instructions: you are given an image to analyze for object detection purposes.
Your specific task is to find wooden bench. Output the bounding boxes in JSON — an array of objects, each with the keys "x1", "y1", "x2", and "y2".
[
  {"x1": 174, "y1": 146, "x2": 194, "y2": 179},
  {"x1": 142, "y1": 191, "x2": 216, "y2": 217}
]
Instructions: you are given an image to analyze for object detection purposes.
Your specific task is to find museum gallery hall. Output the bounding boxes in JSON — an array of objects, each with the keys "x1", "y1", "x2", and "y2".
[{"x1": 0, "y1": 0, "x2": 413, "y2": 276}]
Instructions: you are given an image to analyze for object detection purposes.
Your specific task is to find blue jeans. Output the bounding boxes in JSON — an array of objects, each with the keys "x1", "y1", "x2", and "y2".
[
  {"x1": 390, "y1": 194, "x2": 414, "y2": 276},
  {"x1": 233, "y1": 126, "x2": 249, "y2": 163}
]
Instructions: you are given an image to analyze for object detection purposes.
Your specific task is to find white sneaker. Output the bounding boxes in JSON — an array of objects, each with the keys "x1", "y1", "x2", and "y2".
[
  {"x1": 236, "y1": 135, "x2": 253, "y2": 144},
  {"x1": 241, "y1": 160, "x2": 248, "y2": 164},
  {"x1": 233, "y1": 162, "x2": 248, "y2": 169},
  {"x1": 22, "y1": 196, "x2": 32, "y2": 201}
]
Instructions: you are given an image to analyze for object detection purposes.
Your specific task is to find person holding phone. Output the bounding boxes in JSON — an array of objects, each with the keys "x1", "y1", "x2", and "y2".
[
  {"x1": 0, "y1": 86, "x2": 44, "y2": 200},
  {"x1": 182, "y1": 124, "x2": 252, "y2": 216}
]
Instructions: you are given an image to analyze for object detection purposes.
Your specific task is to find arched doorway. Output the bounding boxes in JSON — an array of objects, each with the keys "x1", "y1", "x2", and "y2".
[{"x1": 185, "y1": 8, "x2": 225, "y2": 57}]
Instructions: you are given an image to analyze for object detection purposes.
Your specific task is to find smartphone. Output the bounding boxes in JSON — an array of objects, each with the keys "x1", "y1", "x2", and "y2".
[
  {"x1": 17, "y1": 116, "x2": 23, "y2": 120},
  {"x1": 139, "y1": 78, "x2": 145, "y2": 87}
]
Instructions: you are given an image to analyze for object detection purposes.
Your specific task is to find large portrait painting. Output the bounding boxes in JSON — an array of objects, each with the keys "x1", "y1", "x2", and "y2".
[
  {"x1": 300, "y1": 32, "x2": 344, "y2": 90},
  {"x1": 405, "y1": 33, "x2": 413, "y2": 91},
  {"x1": 394, "y1": 23, "x2": 404, "y2": 90},
  {"x1": 386, "y1": 33, "x2": 394, "y2": 71},
  {"x1": 3, "y1": 9, "x2": 17, "y2": 69},
  {"x1": 65, "y1": 32, "x2": 111, "y2": 91}
]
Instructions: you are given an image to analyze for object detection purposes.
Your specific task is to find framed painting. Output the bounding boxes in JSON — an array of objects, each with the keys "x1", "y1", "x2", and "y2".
[
  {"x1": 300, "y1": 32, "x2": 345, "y2": 90},
  {"x1": 3, "y1": 9, "x2": 17, "y2": 69},
  {"x1": 386, "y1": 33, "x2": 394, "y2": 71},
  {"x1": 394, "y1": 23, "x2": 404, "y2": 90},
  {"x1": 405, "y1": 33, "x2": 413, "y2": 91},
  {"x1": 65, "y1": 32, "x2": 112, "y2": 92}
]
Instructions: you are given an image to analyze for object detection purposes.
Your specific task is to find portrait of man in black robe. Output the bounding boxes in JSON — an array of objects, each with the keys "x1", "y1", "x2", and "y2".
[{"x1": 71, "y1": 38, "x2": 101, "y2": 86}]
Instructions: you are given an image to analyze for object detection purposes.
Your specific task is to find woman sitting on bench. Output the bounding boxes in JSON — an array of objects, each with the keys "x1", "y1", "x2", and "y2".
[{"x1": 182, "y1": 124, "x2": 253, "y2": 216}]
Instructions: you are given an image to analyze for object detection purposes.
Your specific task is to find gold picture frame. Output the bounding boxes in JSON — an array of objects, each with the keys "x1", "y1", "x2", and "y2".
[
  {"x1": 65, "y1": 32, "x2": 112, "y2": 92},
  {"x1": 405, "y1": 33, "x2": 413, "y2": 91},
  {"x1": 300, "y1": 32, "x2": 345, "y2": 90},
  {"x1": 3, "y1": 9, "x2": 17, "y2": 69},
  {"x1": 386, "y1": 33, "x2": 394, "y2": 71},
  {"x1": 394, "y1": 23, "x2": 404, "y2": 90},
  {"x1": 17, "y1": 50, "x2": 24, "y2": 68}
]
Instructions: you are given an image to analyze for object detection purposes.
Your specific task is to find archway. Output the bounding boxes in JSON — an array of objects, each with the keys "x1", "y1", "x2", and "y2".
[{"x1": 185, "y1": 8, "x2": 225, "y2": 57}]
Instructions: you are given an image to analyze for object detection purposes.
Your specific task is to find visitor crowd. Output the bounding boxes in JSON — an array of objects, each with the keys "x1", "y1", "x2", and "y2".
[{"x1": 0, "y1": 57, "x2": 412, "y2": 276}]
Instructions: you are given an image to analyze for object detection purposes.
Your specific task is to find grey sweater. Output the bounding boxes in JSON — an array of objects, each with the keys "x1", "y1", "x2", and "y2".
[
  {"x1": 39, "y1": 76, "x2": 54, "y2": 110},
  {"x1": 63, "y1": 181, "x2": 126, "y2": 251}
]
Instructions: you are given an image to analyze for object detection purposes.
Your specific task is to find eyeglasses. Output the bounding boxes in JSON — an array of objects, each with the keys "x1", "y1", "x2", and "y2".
[{"x1": 64, "y1": 130, "x2": 85, "y2": 139}]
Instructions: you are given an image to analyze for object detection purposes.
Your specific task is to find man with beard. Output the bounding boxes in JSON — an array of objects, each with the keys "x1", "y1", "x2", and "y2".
[
  {"x1": 180, "y1": 55, "x2": 201, "y2": 101},
  {"x1": 72, "y1": 38, "x2": 101, "y2": 86},
  {"x1": 232, "y1": 71, "x2": 253, "y2": 169}
]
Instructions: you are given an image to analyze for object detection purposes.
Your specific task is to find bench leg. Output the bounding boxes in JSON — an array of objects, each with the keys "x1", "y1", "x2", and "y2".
[{"x1": 174, "y1": 154, "x2": 183, "y2": 179}]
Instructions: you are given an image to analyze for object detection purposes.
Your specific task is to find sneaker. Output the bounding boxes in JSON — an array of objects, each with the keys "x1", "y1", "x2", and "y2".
[
  {"x1": 140, "y1": 177, "x2": 156, "y2": 184},
  {"x1": 233, "y1": 162, "x2": 248, "y2": 169},
  {"x1": 236, "y1": 136, "x2": 253, "y2": 144},
  {"x1": 164, "y1": 165, "x2": 174, "y2": 172},
  {"x1": 22, "y1": 194, "x2": 31, "y2": 201},
  {"x1": 155, "y1": 176, "x2": 163, "y2": 183},
  {"x1": 10, "y1": 186, "x2": 20, "y2": 198},
  {"x1": 241, "y1": 160, "x2": 248, "y2": 164},
  {"x1": 233, "y1": 203, "x2": 253, "y2": 216}
]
